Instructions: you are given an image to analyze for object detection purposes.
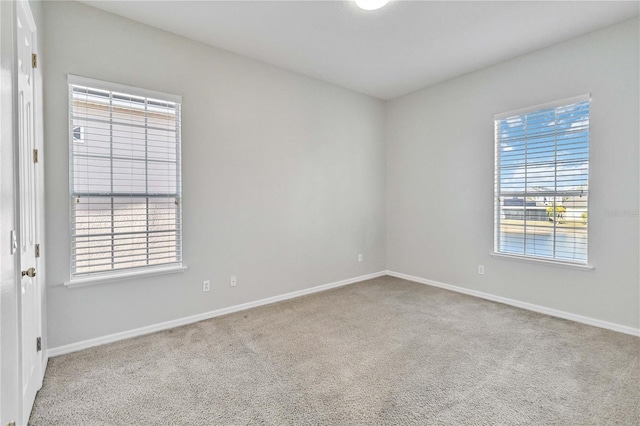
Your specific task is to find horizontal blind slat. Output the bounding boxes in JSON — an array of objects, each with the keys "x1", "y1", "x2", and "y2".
[{"x1": 73, "y1": 249, "x2": 182, "y2": 263}]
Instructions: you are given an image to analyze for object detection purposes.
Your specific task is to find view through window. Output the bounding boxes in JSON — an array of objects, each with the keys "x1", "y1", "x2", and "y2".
[{"x1": 494, "y1": 96, "x2": 590, "y2": 264}]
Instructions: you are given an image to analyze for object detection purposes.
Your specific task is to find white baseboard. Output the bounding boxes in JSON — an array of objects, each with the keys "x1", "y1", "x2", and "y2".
[
  {"x1": 46, "y1": 268, "x2": 638, "y2": 357},
  {"x1": 387, "y1": 270, "x2": 640, "y2": 337},
  {"x1": 48, "y1": 270, "x2": 387, "y2": 357}
]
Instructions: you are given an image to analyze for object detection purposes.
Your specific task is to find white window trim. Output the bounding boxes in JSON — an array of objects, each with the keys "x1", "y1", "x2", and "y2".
[
  {"x1": 494, "y1": 94, "x2": 590, "y2": 120},
  {"x1": 493, "y1": 94, "x2": 591, "y2": 268},
  {"x1": 67, "y1": 74, "x2": 183, "y2": 281},
  {"x1": 490, "y1": 252, "x2": 594, "y2": 271},
  {"x1": 64, "y1": 264, "x2": 188, "y2": 288},
  {"x1": 67, "y1": 74, "x2": 182, "y2": 103}
]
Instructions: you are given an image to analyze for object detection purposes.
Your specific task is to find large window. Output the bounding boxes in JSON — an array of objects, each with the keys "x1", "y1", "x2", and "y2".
[
  {"x1": 494, "y1": 95, "x2": 590, "y2": 265},
  {"x1": 68, "y1": 75, "x2": 182, "y2": 278}
]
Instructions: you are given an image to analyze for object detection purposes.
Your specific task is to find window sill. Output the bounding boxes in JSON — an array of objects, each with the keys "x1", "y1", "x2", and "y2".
[
  {"x1": 64, "y1": 264, "x2": 188, "y2": 288},
  {"x1": 490, "y1": 252, "x2": 594, "y2": 271}
]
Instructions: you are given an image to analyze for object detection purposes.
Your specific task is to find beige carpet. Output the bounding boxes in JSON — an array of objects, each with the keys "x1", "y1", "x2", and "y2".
[{"x1": 30, "y1": 276, "x2": 639, "y2": 425}]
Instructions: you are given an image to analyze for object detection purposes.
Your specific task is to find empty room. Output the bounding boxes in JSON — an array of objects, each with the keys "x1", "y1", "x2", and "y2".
[{"x1": 1, "y1": 0, "x2": 639, "y2": 424}]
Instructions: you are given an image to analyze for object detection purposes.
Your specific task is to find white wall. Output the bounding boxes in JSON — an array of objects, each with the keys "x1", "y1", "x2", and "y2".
[
  {"x1": 43, "y1": 1, "x2": 638, "y2": 350},
  {"x1": 43, "y1": 1, "x2": 386, "y2": 348},
  {"x1": 386, "y1": 18, "x2": 639, "y2": 329}
]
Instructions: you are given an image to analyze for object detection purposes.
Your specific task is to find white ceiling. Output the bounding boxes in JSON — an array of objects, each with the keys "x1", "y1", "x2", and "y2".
[{"x1": 79, "y1": 1, "x2": 639, "y2": 100}]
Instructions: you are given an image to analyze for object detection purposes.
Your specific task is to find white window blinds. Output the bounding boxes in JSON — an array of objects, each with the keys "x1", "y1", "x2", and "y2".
[
  {"x1": 68, "y1": 75, "x2": 182, "y2": 277},
  {"x1": 494, "y1": 95, "x2": 590, "y2": 264}
]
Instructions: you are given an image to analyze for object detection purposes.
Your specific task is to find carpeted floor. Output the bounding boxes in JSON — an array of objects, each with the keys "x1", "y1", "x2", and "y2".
[{"x1": 30, "y1": 276, "x2": 639, "y2": 425}]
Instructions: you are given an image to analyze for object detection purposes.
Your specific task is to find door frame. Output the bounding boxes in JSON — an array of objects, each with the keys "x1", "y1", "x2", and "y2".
[{"x1": 0, "y1": 2, "x2": 21, "y2": 424}]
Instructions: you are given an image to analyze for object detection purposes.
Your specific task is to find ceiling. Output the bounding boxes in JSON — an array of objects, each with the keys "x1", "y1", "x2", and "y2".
[{"x1": 79, "y1": 1, "x2": 639, "y2": 100}]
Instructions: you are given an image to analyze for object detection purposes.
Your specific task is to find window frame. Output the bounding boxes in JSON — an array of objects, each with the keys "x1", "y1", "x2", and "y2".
[
  {"x1": 66, "y1": 74, "x2": 184, "y2": 284},
  {"x1": 493, "y1": 94, "x2": 592, "y2": 269}
]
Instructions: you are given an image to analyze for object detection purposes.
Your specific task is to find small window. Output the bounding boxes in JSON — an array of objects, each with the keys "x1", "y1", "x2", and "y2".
[
  {"x1": 494, "y1": 95, "x2": 590, "y2": 265},
  {"x1": 68, "y1": 75, "x2": 182, "y2": 278}
]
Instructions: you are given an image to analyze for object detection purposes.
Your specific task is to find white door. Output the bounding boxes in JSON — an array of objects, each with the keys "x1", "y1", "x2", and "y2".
[{"x1": 16, "y1": 1, "x2": 43, "y2": 423}]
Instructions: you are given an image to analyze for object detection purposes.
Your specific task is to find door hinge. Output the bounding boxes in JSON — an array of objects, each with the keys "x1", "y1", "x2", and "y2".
[
  {"x1": 33, "y1": 148, "x2": 38, "y2": 163},
  {"x1": 36, "y1": 337, "x2": 41, "y2": 352},
  {"x1": 32, "y1": 53, "x2": 37, "y2": 68},
  {"x1": 35, "y1": 243, "x2": 40, "y2": 258},
  {"x1": 7, "y1": 421, "x2": 16, "y2": 426}
]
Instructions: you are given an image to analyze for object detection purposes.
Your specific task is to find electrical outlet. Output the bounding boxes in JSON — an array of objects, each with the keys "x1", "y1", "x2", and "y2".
[
  {"x1": 358, "y1": 254, "x2": 363, "y2": 262},
  {"x1": 478, "y1": 265, "x2": 485, "y2": 275},
  {"x1": 202, "y1": 280, "x2": 210, "y2": 292},
  {"x1": 230, "y1": 276, "x2": 237, "y2": 287}
]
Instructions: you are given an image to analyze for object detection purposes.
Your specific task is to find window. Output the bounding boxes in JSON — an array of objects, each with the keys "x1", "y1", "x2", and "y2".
[
  {"x1": 68, "y1": 75, "x2": 182, "y2": 278},
  {"x1": 494, "y1": 95, "x2": 590, "y2": 265}
]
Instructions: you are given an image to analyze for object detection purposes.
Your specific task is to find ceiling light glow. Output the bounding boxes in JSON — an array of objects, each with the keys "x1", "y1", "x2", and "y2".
[{"x1": 356, "y1": 0, "x2": 390, "y2": 11}]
